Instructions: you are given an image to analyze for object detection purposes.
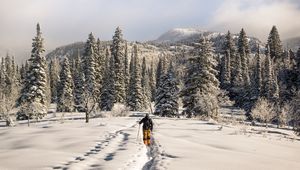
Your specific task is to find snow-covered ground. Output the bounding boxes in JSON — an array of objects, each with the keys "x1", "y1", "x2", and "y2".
[{"x1": 0, "y1": 111, "x2": 300, "y2": 170}]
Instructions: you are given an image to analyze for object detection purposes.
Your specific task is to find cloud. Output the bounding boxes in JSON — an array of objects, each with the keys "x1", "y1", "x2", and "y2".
[{"x1": 209, "y1": 0, "x2": 300, "y2": 41}]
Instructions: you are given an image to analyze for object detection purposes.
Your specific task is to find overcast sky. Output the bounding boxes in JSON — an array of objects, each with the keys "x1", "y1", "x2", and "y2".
[{"x1": 1, "y1": 0, "x2": 300, "y2": 62}]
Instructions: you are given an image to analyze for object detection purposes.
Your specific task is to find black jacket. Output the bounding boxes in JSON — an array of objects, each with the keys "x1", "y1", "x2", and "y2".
[{"x1": 139, "y1": 116, "x2": 153, "y2": 131}]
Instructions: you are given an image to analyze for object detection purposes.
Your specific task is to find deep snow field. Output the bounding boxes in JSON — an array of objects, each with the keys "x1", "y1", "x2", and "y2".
[{"x1": 0, "y1": 111, "x2": 300, "y2": 170}]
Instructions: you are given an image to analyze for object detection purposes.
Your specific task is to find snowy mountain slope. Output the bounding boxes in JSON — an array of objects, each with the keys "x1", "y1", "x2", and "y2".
[
  {"x1": 283, "y1": 37, "x2": 300, "y2": 51},
  {"x1": 0, "y1": 110, "x2": 299, "y2": 170},
  {"x1": 45, "y1": 41, "x2": 171, "y2": 65},
  {"x1": 152, "y1": 28, "x2": 262, "y2": 54},
  {"x1": 156, "y1": 28, "x2": 212, "y2": 42}
]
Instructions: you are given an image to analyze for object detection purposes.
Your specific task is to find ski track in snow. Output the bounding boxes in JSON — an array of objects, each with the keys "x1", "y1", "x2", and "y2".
[{"x1": 50, "y1": 122, "x2": 170, "y2": 170}]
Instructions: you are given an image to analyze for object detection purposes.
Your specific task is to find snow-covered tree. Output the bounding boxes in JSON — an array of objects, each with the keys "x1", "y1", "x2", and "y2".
[
  {"x1": 155, "y1": 62, "x2": 179, "y2": 117},
  {"x1": 0, "y1": 55, "x2": 19, "y2": 126},
  {"x1": 251, "y1": 98, "x2": 276, "y2": 128},
  {"x1": 94, "y1": 38, "x2": 105, "y2": 94},
  {"x1": 264, "y1": 47, "x2": 279, "y2": 101},
  {"x1": 237, "y1": 28, "x2": 250, "y2": 55},
  {"x1": 156, "y1": 57, "x2": 167, "y2": 90},
  {"x1": 220, "y1": 50, "x2": 231, "y2": 89},
  {"x1": 18, "y1": 23, "x2": 48, "y2": 122},
  {"x1": 296, "y1": 48, "x2": 300, "y2": 89},
  {"x1": 254, "y1": 46, "x2": 262, "y2": 99},
  {"x1": 124, "y1": 42, "x2": 130, "y2": 94},
  {"x1": 181, "y1": 37, "x2": 220, "y2": 118},
  {"x1": 127, "y1": 45, "x2": 144, "y2": 111},
  {"x1": 100, "y1": 51, "x2": 115, "y2": 111},
  {"x1": 267, "y1": 26, "x2": 283, "y2": 61},
  {"x1": 48, "y1": 58, "x2": 59, "y2": 103},
  {"x1": 141, "y1": 57, "x2": 151, "y2": 108},
  {"x1": 111, "y1": 27, "x2": 126, "y2": 103},
  {"x1": 57, "y1": 58, "x2": 74, "y2": 112},
  {"x1": 73, "y1": 53, "x2": 85, "y2": 112},
  {"x1": 232, "y1": 53, "x2": 244, "y2": 88},
  {"x1": 148, "y1": 61, "x2": 156, "y2": 102},
  {"x1": 83, "y1": 32, "x2": 97, "y2": 95}
]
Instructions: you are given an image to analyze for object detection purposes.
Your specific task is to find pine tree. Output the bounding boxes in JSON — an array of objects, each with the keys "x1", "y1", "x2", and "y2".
[
  {"x1": 127, "y1": 45, "x2": 144, "y2": 111},
  {"x1": 156, "y1": 58, "x2": 163, "y2": 90},
  {"x1": 155, "y1": 62, "x2": 179, "y2": 117},
  {"x1": 237, "y1": 29, "x2": 250, "y2": 86},
  {"x1": 148, "y1": 61, "x2": 156, "y2": 102},
  {"x1": 254, "y1": 45, "x2": 262, "y2": 98},
  {"x1": 242, "y1": 49, "x2": 250, "y2": 86},
  {"x1": 18, "y1": 23, "x2": 47, "y2": 121},
  {"x1": 181, "y1": 37, "x2": 220, "y2": 118},
  {"x1": 141, "y1": 57, "x2": 150, "y2": 108},
  {"x1": 100, "y1": 52, "x2": 115, "y2": 111},
  {"x1": 49, "y1": 58, "x2": 59, "y2": 103},
  {"x1": 223, "y1": 31, "x2": 236, "y2": 77},
  {"x1": 83, "y1": 33, "x2": 97, "y2": 95},
  {"x1": 296, "y1": 48, "x2": 300, "y2": 89},
  {"x1": 264, "y1": 47, "x2": 279, "y2": 101},
  {"x1": 95, "y1": 38, "x2": 105, "y2": 93},
  {"x1": 232, "y1": 53, "x2": 243, "y2": 88},
  {"x1": 111, "y1": 27, "x2": 126, "y2": 103},
  {"x1": 57, "y1": 58, "x2": 74, "y2": 112},
  {"x1": 73, "y1": 54, "x2": 85, "y2": 112},
  {"x1": 237, "y1": 28, "x2": 250, "y2": 55},
  {"x1": 124, "y1": 42, "x2": 130, "y2": 94},
  {"x1": 221, "y1": 50, "x2": 231, "y2": 88},
  {"x1": 267, "y1": 26, "x2": 283, "y2": 61}
]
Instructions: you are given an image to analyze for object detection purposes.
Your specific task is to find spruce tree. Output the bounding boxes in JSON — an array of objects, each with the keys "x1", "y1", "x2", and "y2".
[
  {"x1": 83, "y1": 33, "x2": 97, "y2": 95},
  {"x1": 127, "y1": 45, "x2": 144, "y2": 111},
  {"x1": 95, "y1": 38, "x2": 105, "y2": 93},
  {"x1": 223, "y1": 31, "x2": 236, "y2": 79},
  {"x1": 49, "y1": 58, "x2": 59, "y2": 103},
  {"x1": 57, "y1": 58, "x2": 74, "y2": 112},
  {"x1": 232, "y1": 53, "x2": 243, "y2": 88},
  {"x1": 155, "y1": 62, "x2": 179, "y2": 117},
  {"x1": 141, "y1": 57, "x2": 150, "y2": 108},
  {"x1": 221, "y1": 50, "x2": 231, "y2": 88},
  {"x1": 156, "y1": 58, "x2": 163, "y2": 90},
  {"x1": 296, "y1": 48, "x2": 300, "y2": 89},
  {"x1": 264, "y1": 47, "x2": 279, "y2": 101},
  {"x1": 237, "y1": 29, "x2": 250, "y2": 86},
  {"x1": 237, "y1": 28, "x2": 250, "y2": 55},
  {"x1": 124, "y1": 42, "x2": 130, "y2": 94},
  {"x1": 73, "y1": 54, "x2": 85, "y2": 112},
  {"x1": 111, "y1": 27, "x2": 126, "y2": 103},
  {"x1": 100, "y1": 52, "x2": 115, "y2": 111},
  {"x1": 267, "y1": 26, "x2": 283, "y2": 61},
  {"x1": 181, "y1": 37, "x2": 220, "y2": 118},
  {"x1": 149, "y1": 61, "x2": 156, "y2": 102},
  {"x1": 254, "y1": 45, "x2": 262, "y2": 98},
  {"x1": 18, "y1": 23, "x2": 47, "y2": 121}
]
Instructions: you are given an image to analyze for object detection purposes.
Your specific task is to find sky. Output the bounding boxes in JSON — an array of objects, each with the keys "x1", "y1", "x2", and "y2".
[{"x1": 0, "y1": 0, "x2": 300, "y2": 62}]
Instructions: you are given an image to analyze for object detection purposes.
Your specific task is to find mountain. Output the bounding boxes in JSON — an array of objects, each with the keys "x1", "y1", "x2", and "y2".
[
  {"x1": 152, "y1": 28, "x2": 262, "y2": 54},
  {"x1": 45, "y1": 41, "x2": 171, "y2": 63},
  {"x1": 283, "y1": 37, "x2": 300, "y2": 51},
  {"x1": 156, "y1": 28, "x2": 215, "y2": 42},
  {"x1": 46, "y1": 28, "x2": 265, "y2": 62}
]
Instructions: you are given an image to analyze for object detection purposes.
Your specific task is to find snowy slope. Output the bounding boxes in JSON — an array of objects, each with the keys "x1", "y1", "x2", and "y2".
[
  {"x1": 156, "y1": 28, "x2": 211, "y2": 42},
  {"x1": 152, "y1": 28, "x2": 262, "y2": 54},
  {"x1": 0, "y1": 111, "x2": 299, "y2": 170}
]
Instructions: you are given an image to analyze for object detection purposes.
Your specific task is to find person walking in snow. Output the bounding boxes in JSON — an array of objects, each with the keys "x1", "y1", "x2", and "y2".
[{"x1": 139, "y1": 113, "x2": 153, "y2": 146}]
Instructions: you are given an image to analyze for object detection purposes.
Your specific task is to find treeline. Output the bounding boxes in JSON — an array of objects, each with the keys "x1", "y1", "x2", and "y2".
[{"x1": 0, "y1": 23, "x2": 299, "y2": 135}]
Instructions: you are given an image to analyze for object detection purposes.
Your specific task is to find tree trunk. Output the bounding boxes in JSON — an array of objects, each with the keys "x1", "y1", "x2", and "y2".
[{"x1": 85, "y1": 112, "x2": 89, "y2": 123}]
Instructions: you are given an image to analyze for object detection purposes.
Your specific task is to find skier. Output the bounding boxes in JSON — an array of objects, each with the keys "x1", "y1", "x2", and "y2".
[{"x1": 139, "y1": 113, "x2": 153, "y2": 146}]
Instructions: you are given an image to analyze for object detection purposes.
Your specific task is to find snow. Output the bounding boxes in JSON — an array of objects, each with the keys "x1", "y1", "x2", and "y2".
[{"x1": 0, "y1": 111, "x2": 300, "y2": 170}]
